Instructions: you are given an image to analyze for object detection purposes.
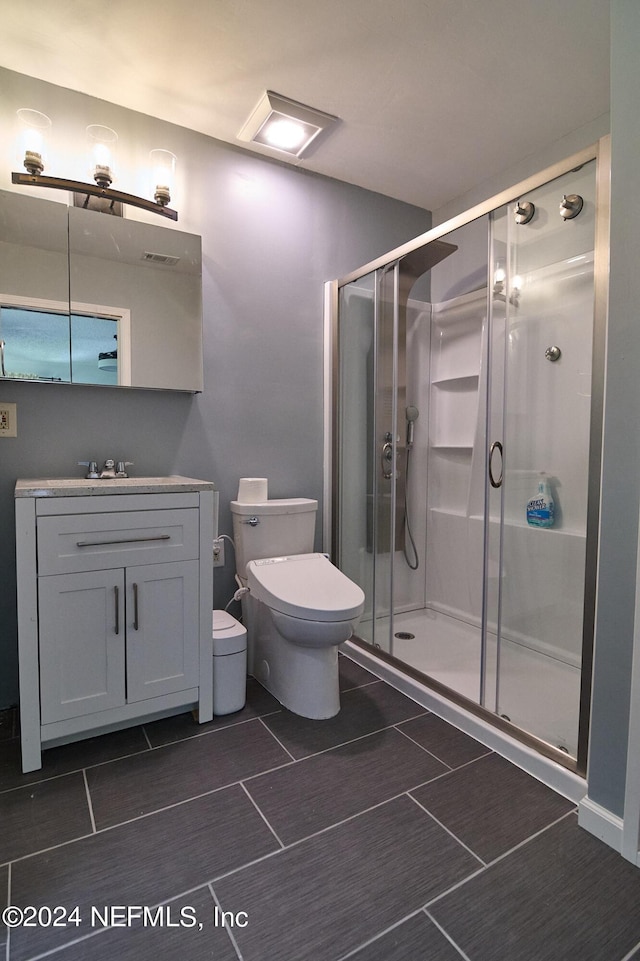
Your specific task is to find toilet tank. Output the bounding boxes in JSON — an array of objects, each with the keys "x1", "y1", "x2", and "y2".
[{"x1": 231, "y1": 498, "x2": 318, "y2": 576}]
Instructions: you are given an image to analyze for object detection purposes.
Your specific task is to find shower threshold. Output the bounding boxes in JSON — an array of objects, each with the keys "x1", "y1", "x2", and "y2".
[{"x1": 349, "y1": 607, "x2": 584, "y2": 790}]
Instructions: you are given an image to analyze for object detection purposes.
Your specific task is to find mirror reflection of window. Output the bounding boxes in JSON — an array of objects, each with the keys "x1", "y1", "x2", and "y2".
[
  {"x1": 0, "y1": 305, "x2": 70, "y2": 382},
  {"x1": 70, "y1": 313, "x2": 118, "y2": 385},
  {"x1": 0, "y1": 306, "x2": 120, "y2": 385}
]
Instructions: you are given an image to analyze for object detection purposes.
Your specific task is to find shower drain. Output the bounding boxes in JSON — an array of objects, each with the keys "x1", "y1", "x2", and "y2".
[{"x1": 394, "y1": 631, "x2": 415, "y2": 640}]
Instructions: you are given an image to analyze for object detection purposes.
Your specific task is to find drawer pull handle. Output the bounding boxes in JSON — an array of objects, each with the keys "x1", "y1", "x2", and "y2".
[
  {"x1": 114, "y1": 585, "x2": 120, "y2": 635},
  {"x1": 76, "y1": 534, "x2": 171, "y2": 548},
  {"x1": 133, "y1": 583, "x2": 139, "y2": 631}
]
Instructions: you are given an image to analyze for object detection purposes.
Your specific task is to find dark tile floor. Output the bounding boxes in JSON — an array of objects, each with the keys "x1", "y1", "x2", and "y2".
[{"x1": 2, "y1": 655, "x2": 640, "y2": 961}]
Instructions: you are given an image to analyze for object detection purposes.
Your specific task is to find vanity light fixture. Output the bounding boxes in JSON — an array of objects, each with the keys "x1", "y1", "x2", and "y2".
[
  {"x1": 11, "y1": 109, "x2": 179, "y2": 221},
  {"x1": 237, "y1": 91, "x2": 339, "y2": 158}
]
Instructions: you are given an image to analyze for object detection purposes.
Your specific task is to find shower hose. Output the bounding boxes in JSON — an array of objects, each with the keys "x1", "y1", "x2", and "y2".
[{"x1": 403, "y1": 445, "x2": 420, "y2": 570}]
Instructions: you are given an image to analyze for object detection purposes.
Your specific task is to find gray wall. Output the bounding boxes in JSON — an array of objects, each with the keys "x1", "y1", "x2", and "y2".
[{"x1": 0, "y1": 67, "x2": 431, "y2": 708}]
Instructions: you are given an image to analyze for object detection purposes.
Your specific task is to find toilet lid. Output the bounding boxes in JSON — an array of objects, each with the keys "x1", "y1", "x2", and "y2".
[{"x1": 246, "y1": 553, "x2": 365, "y2": 623}]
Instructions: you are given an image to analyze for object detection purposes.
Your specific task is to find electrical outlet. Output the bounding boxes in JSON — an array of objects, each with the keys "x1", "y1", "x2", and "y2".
[
  {"x1": 0, "y1": 403, "x2": 17, "y2": 437},
  {"x1": 213, "y1": 538, "x2": 225, "y2": 568}
]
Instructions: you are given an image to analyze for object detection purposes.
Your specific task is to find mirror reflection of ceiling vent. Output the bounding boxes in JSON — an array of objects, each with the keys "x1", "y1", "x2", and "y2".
[{"x1": 142, "y1": 251, "x2": 180, "y2": 266}]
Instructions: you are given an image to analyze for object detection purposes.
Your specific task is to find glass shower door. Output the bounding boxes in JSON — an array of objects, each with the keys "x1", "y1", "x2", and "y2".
[
  {"x1": 487, "y1": 161, "x2": 598, "y2": 760},
  {"x1": 336, "y1": 270, "x2": 376, "y2": 644},
  {"x1": 336, "y1": 263, "x2": 400, "y2": 652},
  {"x1": 371, "y1": 263, "x2": 401, "y2": 652}
]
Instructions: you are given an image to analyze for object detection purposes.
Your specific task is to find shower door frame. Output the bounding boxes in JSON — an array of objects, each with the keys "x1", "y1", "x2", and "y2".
[{"x1": 324, "y1": 136, "x2": 610, "y2": 777}]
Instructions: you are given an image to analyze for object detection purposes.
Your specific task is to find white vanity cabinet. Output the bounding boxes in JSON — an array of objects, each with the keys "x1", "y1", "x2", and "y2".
[{"x1": 15, "y1": 477, "x2": 215, "y2": 772}]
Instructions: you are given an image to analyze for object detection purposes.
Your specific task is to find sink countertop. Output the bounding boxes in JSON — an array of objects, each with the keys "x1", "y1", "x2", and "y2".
[{"x1": 15, "y1": 475, "x2": 215, "y2": 498}]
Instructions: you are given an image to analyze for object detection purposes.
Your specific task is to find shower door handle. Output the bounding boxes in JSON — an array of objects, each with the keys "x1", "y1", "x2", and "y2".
[{"x1": 489, "y1": 441, "x2": 503, "y2": 489}]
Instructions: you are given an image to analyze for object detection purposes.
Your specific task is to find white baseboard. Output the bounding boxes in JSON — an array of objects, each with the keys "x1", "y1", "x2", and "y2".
[{"x1": 578, "y1": 796, "x2": 624, "y2": 854}]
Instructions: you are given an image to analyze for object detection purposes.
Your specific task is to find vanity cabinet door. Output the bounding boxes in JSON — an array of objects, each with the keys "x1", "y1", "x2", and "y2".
[
  {"x1": 125, "y1": 560, "x2": 200, "y2": 702},
  {"x1": 38, "y1": 569, "x2": 126, "y2": 724}
]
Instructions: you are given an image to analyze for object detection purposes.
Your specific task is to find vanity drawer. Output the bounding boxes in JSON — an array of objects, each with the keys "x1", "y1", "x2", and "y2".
[{"x1": 37, "y1": 509, "x2": 199, "y2": 575}]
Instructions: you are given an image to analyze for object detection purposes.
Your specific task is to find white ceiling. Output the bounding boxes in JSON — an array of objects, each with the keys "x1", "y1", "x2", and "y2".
[{"x1": 0, "y1": 0, "x2": 610, "y2": 212}]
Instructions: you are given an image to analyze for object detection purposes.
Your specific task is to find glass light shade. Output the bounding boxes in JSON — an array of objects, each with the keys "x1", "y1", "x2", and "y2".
[
  {"x1": 17, "y1": 109, "x2": 52, "y2": 175},
  {"x1": 87, "y1": 125, "x2": 118, "y2": 187},
  {"x1": 149, "y1": 149, "x2": 176, "y2": 206}
]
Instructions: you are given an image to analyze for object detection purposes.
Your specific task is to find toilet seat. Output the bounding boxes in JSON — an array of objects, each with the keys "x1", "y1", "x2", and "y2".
[{"x1": 246, "y1": 553, "x2": 364, "y2": 623}]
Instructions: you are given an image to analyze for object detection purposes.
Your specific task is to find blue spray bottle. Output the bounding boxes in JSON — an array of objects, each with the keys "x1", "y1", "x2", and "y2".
[{"x1": 526, "y1": 474, "x2": 555, "y2": 528}]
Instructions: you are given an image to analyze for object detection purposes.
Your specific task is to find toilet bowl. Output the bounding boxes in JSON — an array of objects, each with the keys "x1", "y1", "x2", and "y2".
[{"x1": 246, "y1": 553, "x2": 365, "y2": 718}]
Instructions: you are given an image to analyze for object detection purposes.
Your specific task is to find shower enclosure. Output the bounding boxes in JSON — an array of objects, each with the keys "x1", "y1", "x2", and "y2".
[{"x1": 326, "y1": 141, "x2": 609, "y2": 775}]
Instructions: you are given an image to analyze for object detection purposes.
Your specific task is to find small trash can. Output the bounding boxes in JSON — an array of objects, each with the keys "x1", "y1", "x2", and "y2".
[{"x1": 212, "y1": 611, "x2": 247, "y2": 715}]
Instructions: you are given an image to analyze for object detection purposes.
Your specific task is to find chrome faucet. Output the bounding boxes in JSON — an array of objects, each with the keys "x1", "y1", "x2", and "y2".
[
  {"x1": 99, "y1": 459, "x2": 117, "y2": 478},
  {"x1": 78, "y1": 459, "x2": 133, "y2": 479}
]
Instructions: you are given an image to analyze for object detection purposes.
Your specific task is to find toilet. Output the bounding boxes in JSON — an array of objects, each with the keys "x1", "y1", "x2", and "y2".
[{"x1": 231, "y1": 498, "x2": 364, "y2": 718}]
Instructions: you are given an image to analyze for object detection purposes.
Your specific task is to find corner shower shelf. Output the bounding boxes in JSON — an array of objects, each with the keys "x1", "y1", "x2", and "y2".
[
  {"x1": 431, "y1": 373, "x2": 480, "y2": 388},
  {"x1": 430, "y1": 507, "x2": 468, "y2": 518},
  {"x1": 430, "y1": 444, "x2": 474, "y2": 451},
  {"x1": 430, "y1": 373, "x2": 479, "y2": 449}
]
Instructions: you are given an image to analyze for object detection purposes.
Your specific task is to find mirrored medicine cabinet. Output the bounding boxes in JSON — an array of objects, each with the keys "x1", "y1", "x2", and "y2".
[{"x1": 0, "y1": 188, "x2": 203, "y2": 392}]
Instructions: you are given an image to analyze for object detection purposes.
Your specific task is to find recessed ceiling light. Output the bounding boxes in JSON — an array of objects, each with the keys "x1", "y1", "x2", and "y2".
[{"x1": 238, "y1": 91, "x2": 339, "y2": 158}]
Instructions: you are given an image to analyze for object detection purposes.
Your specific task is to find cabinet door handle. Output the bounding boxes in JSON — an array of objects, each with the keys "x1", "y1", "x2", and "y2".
[
  {"x1": 133, "y1": 582, "x2": 139, "y2": 631},
  {"x1": 114, "y1": 585, "x2": 120, "y2": 635},
  {"x1": 76, "y1": 534, "x2": 171, "y2": 548}
]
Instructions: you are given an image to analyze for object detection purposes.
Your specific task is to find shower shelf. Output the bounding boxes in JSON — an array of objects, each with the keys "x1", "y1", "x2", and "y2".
[
  {"x1": 430, "y1": 444, "x2": 473, "y2": 451},
  {"x1": 430, "y1": 507, "x2": 468, "y2": 518},
  {"x1": 468, "y1": 512, "x2": 586, "y2": 537},
  {"x1": 431, "y1": 374, "x2": 479, "y2": 387}
]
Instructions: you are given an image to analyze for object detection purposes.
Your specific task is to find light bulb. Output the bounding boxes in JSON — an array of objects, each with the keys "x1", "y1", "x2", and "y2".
[
  {"x1": 17, "y1": 109, "x2": 52, "y2": 175},
  {"x1": 264, "y1": 118, "x2": 306, "y2": 151},
  {"x1": 87, "y1": 125, "x2": 118, "y2": 187},
  {"x1": 149, "y1": 149, "x2": 176, "y2": 206}
]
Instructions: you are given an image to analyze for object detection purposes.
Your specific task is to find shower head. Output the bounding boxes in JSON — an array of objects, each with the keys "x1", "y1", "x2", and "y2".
[{"x1": 405, "y1": 405, "x2": 419, "y2": 448}]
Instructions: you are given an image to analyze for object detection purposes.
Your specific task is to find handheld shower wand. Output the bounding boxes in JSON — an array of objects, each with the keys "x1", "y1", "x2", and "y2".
[{"x1": 406, "y1": 405, "x2": 419, "y2": 449}]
